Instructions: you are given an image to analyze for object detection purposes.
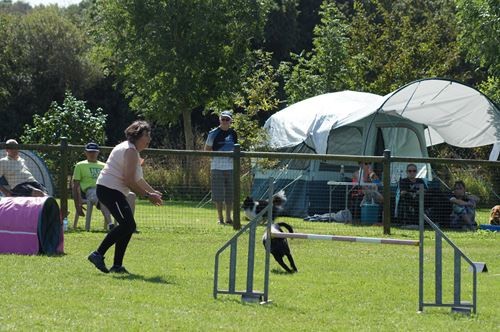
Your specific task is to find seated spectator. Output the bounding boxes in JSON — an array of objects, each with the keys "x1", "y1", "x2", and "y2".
[
  {"x1": 361, "y1": 172, "x2": 383, "y2": 205},
  {"x1": 450, "y1": 181, "x2": 479, "y2": 231},
  {"x1": 398, "y1": 163, "x2": 426, "y2": 223},
  {"x1": 73, "y1": 143, "x2": 113, "y2": 230},
  {"x1": 0, "y1": 139, "x2": 48, "y2": 197},
  {"x1": 369, "y1": 171, "x2": 381, "y2": 185}
]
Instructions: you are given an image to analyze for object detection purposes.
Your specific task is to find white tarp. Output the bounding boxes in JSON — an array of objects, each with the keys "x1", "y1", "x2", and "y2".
[
  {"x1": 380, "y1": 79, "x2": 500, "y2": 148},
  {"x1": 264, "y1": 91, "x2": 384, "y2": 154},
  {"x1": 265, "y1": 78, "x2": 500, "y2": 153}
]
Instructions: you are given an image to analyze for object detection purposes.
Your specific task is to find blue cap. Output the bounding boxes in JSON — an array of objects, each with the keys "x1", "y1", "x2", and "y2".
[{"x1": 85, "y1": 142, "x2": 100, "y2": 152}]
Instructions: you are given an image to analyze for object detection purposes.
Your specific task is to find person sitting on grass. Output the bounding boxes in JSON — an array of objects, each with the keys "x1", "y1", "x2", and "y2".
[
  {"x1": 0, "y1": 139, "x2": 48, "y2": 197},
  {"x1": 450, "y1": 180, "x2": 479, "y2": 231}
]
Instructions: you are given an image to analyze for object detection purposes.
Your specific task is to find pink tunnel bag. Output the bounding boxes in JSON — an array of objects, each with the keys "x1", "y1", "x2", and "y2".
[{"x1": 0, "y1": 196, "x2": 64, "y2": 255}]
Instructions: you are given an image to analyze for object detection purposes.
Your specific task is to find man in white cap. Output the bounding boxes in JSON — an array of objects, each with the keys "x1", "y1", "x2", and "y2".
[
  {"x1": 204, "y1": 111, "x2": 238, "y2": 225},
  {"x1": 0, "y1": 139, "x2": 48, "y2": 197}
]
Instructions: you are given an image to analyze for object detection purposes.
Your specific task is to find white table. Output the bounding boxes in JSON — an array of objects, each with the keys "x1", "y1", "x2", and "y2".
[{"x1": 327, "y1": 181, "x2": 378, "y2": 222}]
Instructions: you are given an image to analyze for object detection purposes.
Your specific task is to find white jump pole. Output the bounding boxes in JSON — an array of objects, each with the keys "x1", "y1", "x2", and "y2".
[{"x1": 271, "y1": 231, "x2": 419, "y2": 246}]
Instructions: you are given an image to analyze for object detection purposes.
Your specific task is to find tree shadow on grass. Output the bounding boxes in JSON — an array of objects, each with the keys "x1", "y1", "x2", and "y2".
[{"x1": 112, "y1": 273, "x2": 175, "y2": 284}]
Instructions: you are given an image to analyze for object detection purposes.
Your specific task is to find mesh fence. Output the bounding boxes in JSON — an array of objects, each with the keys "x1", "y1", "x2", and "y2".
[{"x1": 1, "y1": 143, "x2": 499, "y2": 233}]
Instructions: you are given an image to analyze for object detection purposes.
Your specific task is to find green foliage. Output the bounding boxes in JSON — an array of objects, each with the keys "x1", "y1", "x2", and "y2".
[
  {"x1": 230, "y1": 50, "x2": 279, "y2": 150},
  {"x1": 456, "y1": 0, "x2": 500, "y2": 76},
  {"x1": 21, "y1": 91, "x2": 107, "y2": 145},
  {"x1": 280, "y1": 0, "x2": 349, "y2": 104},
  {"x1": 0, "y1": 5, "x2": 101, "y2": 138},
  {"x1": 345, "y1": 0, "x2": 463, "y2": 94},
  {"x1": 94, "y1": 0, "x2": 267, "y2": 149},
  {"x1": 0, "y1": 215, "x2": 498, "y2": 330},
  {"x1": 478, "y1": 76, "x2": 500, "y2": 105}
]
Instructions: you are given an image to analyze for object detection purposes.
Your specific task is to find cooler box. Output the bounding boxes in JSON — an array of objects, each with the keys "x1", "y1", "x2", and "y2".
[{"x1": 361, "y1": 203, "x2": 380, "y2": 225}]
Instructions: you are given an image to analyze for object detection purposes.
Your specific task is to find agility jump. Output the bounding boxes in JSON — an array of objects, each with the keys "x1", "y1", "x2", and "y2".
[{"x1": 271, "y1": 231, "x2": 419, "y2": 246}]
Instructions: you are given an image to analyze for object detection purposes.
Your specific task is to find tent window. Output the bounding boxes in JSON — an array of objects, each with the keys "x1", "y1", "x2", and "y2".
[
  {"x1": 379, "y1": 126, "x2": 423, "y2": 157},
  {"x1": 319, "y1": 126, "x2": 363, "y2": 171},
  {"x1": 378, "y1": 125, "x2": 430, "y2": 181},
  {"x1": 278, "y1": 143, "x2": 314, "y2": 170},
  {"x1": 326, "y1": 126, "x2": 363, "y2": 155}
]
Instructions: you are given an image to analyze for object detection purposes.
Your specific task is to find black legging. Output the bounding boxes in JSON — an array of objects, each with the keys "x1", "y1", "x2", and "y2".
[{"x1": 96, "y1": 184, "x2": 136, "y2": 267}]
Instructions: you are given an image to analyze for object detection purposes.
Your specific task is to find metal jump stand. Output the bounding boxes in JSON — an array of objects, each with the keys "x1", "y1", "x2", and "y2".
[{"x1": 213, "y1": 178, "x2": 275, "y2": 303}]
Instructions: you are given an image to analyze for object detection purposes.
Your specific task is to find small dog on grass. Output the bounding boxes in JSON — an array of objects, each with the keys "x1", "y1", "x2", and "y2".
[
  {"x1": 262, "y1": 222, "x2": 298, "y2": 273},
  {"x1": 242, "y1": 190, "x2": 287, "y2": 223},
  {"x1": 489, "y1": 205, "x2": 500, "y2": 225}
]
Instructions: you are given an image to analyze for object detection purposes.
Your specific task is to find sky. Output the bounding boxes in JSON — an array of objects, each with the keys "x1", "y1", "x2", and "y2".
[{"x1": 19, "y1": 0, "x2": 81, "y2": 7}]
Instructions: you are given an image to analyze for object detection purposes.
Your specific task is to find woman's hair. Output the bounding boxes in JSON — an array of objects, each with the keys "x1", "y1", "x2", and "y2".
[{"x1": 125, "y1": 121, "x2": 151, "y2": 144}]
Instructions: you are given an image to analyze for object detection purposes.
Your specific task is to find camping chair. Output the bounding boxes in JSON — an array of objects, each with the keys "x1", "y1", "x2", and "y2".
[{"x1": 73, "y1": 190, "x2": 112, "y2": 231}]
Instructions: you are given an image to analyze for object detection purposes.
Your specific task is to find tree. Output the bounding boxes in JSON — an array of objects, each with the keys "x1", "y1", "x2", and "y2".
[
  {"x1": 94, "y1": 0, "x2": 268, "y2": 150},
  {"x1": 456, "y1": 0, "x2": 499, "y2": 77},
  {"x1": 344, "y1": 0, "x2": 464, "y2": 94},
  {"x1": 229, "y1": 50, "x2": 280, "y2": 150},
  {"x1": 280, "y1": 0, "x2": 349, "y2": 104},
  {"x1": 0, "y1": 5, "x2": 101, "y2": 138},
  {"x1": 21, "y1": 91, "x2": 107, "y2": 145}
]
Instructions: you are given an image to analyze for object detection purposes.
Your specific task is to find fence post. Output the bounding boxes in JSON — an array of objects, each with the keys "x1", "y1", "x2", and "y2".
[
  {"x1": 59, "y1": 137, "x2": 69, "y2": 219},
  {"x1": 232, "y1": 144, "x2": 241, "y2": 230},
  {"x1": 382, "y1": 149, "x2": 391, "y2": 235}
]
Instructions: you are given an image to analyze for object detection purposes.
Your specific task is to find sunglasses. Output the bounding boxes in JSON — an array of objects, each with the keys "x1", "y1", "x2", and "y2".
[
  {"x1": 407, "y1": 169, "x2": 417, "y2": 173},
  {"x1": 221, "y1": 118, "x2": 231, "y2": 122}
]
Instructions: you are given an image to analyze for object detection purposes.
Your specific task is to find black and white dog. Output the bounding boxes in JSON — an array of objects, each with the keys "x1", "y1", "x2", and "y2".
[
  {"x1": 242, "y1": 190, "x2": 287, "y2": 222},
  {"x1": 242, "y1": 191, "x2": 298, "y2": 273},
  {"x1": 263, "y1": 222, "x2": 298, "y2": 273}
]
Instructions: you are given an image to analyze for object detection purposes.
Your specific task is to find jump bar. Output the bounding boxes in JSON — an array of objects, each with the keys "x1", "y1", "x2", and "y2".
[{"x1": 271, "y1": 231, "x2": 419, "y2": 246}]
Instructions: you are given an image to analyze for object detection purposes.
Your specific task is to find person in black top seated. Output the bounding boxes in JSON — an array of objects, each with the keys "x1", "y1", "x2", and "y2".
[{"x1": 398, "y1": 163, "x2": 426, "y2": 224}]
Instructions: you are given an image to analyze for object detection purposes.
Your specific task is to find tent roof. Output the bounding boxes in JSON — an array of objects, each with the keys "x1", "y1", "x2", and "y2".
[
  {"x1": 264, "y1": 90, "x2": 384, "y2": 154},
  {"x1": 379, "y1": 78, "x2": 500, "y2": 148},
  {"x1": 265, "y1": 78, "x2": 500, "y2": 154}
]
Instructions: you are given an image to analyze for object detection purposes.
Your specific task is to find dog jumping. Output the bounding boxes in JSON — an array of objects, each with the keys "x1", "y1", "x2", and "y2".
[
  {"x1": 241, "y1": 191, "x2": 297, "y2": 273},
  {"x1": 242, "y1": 190, "x2": 287, "y2": 223}
]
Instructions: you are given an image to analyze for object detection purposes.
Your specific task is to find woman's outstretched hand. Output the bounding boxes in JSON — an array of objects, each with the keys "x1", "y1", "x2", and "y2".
[{"x1": 148, "y1": 192, "x2": 163, "y2": 206}]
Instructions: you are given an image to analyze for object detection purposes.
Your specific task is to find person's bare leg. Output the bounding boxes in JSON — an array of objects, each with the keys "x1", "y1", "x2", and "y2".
[
  {"x1": 31, "y1": 188, "x2": 46, "y2": 197},
  {"x1": 127, "y1": 192, "x2": 136, "y2": 215},
  {"x1": 215, "y1": 201, "x2": 224, "y2": 223},
  {"x1": 225, "y1": 202, "x2": 233, "y2": 224},
  {"x1": 463, "y1": 214, "x2": 473, "y2": 227}
]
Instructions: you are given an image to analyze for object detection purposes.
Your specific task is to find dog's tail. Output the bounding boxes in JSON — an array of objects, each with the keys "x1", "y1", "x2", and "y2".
[
  {"x1": 272, "y1": 190, "x2": 287, "y2": 208},
  {"x1": 276, "y1": 222, "x2": 294, "y2": 233}
]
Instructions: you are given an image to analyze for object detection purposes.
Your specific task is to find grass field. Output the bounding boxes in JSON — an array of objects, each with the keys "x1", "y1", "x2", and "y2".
[{"x1": 0, "y1": 204, "x2": 499, "y2": 331}]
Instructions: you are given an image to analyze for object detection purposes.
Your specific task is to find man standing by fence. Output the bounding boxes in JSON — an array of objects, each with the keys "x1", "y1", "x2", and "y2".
[{"x1": 205, "y1": 111, "x2": 238, "y2": 225}]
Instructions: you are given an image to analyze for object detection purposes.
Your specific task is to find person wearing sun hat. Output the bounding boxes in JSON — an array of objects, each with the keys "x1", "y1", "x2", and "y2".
[
  {"x1": 0, "y1": 139, "x2": 48, "y2": 197},
  {"x1": 204, "y1": 110, "x2": 238, "y2": 225},
  {"x1": 72, "y1": 142, "x2": 113, "y2": 229}
]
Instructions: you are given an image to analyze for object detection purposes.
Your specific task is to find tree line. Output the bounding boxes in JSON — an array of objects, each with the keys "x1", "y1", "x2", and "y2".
[{"x1": 0, "y1": 0, "x2": 498, "y2": 151}]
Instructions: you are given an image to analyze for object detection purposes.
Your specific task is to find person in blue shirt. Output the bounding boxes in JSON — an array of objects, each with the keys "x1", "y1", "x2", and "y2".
[{"x1": 204, "y1": 111, "x2": 238, "y2": 225}]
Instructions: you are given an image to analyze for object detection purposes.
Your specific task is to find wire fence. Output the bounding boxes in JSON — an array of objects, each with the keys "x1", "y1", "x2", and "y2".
[{"x1": 1, "y1": 141, "x2": 499, "y2": 234}]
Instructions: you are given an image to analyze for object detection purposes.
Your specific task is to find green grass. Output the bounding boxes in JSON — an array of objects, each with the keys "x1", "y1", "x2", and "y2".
[{"x1": 0, "y1": 205, "x2": 499, "y2": 331}]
